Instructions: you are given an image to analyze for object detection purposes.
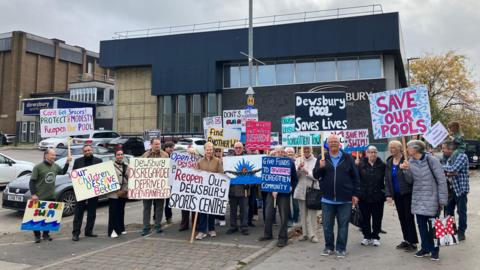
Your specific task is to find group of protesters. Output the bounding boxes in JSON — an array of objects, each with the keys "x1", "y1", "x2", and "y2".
[{"x1": 28, "y1": 121, "x2": 469, "y2": 262}]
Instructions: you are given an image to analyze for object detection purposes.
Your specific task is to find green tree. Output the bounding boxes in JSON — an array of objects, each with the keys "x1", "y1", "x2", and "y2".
[{"x1": 410, "y1": 51, "x2": 480, "y2": 139}]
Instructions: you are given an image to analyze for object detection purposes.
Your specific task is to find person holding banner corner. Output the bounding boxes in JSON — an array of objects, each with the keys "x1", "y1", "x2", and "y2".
[
  {"x1": 72, "y1": 145, "x2": 103, "y2": 241},
  {"x1": 30, "y1": 148, "x2": 71, "y2": 243}
]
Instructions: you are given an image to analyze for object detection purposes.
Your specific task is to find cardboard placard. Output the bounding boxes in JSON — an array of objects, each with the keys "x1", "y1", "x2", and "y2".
[
  {"x1": 246, "y1": 121, "x2": 272, "y2": 151},
  {"x1": 128, "y1": 158, "x2": 171, "y2": 199},
  {"x1": 21, "y1": 200, "x2": 64, "y2": 232},
  {"x1": 39, "y1": 108, "x2": 94, "y2": 138},
  {"x1": 423, "y1": 122, "x2": 449, "y2": 148},
  {"x1": 207, "y1": 127, "x2": 241, "y2": 148},
  {"x1": 70, "y1": 161, "x2": 120, "y2": 201},
  {"x1": 295, "y1": 92, "x2": 347, "y2": 131},
  {"x1": 223, "y1": 155, "x2": 264, "y2": 184},
  {"x1": 261, "y1": 157, "x2": 291, "y2": 193}
]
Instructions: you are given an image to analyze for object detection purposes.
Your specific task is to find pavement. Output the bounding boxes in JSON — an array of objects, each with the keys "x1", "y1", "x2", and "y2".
[{"x1": 0, "y1": 149, "x2": 479, "y2": 270}]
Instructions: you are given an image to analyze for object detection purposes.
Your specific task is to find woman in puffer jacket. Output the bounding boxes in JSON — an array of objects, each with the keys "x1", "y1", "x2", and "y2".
[{"x1": 402, "y1": 140, "x2": 448, "y2": 261}]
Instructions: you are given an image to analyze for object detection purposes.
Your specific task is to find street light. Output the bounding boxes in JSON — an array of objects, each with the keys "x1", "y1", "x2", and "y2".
[
  {"x1": 246, "y1": 0, "x2": 254, "y2": 108},
  {"x1": 407, "y1": 57, "x2": 420, "y2": 86}
]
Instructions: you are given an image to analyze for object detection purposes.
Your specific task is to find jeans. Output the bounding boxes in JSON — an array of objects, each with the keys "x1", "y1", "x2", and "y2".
[
  {"x1": 197, "y1": 213, "x2": 216, "y2": 233},
  {"x1": 229, "y1": 196, "x2": 248, "y2": 229},
  {"x1": 393, "y1": 193, "x2": 418, "y2": 244},
  {"x1": 359, "y1": 201, "x2": 384, "y2": 240},
  {"x1": 322, "y1": 202, "x2": 352, "y2": 252},
  {"x1": 262, "y1": 191, "x2": 276, "y2": 224},
  {"x1": 289, "y1": 195, "x2": 300, "y2": 223},
  {"x1": 264, "y1": 194, "x2": 290, "y2": 242},
  {"x1": 143, "y1": 199, "x2": 164, "y2": 231},
  {"x1": 446, "y1": 193, "x2": 468, "y2": 234},
  {"x1": 72, "y1": 197, "x2": 98, "y2": 236},
  {"x1": 416, "y1": 214, "x2": 439, "y2": 255}
]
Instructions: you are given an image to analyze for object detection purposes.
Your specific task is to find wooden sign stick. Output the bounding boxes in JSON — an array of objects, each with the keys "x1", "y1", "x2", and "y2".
[
  {"x1": 401, "y1": 137, "x2": 408, "y2": 157},
  {"x1": 190, "y1": 212, "x2": 199, "y2": 244}
]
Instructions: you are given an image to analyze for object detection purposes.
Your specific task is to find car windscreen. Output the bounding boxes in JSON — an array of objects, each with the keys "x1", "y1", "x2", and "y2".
[{"x1": 75, "y1": 134, "x2": 90, "y2": 138}]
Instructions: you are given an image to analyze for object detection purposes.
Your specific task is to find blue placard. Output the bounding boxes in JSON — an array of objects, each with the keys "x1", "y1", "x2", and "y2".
[{"x1": 261, "y1": 157, "x2": 291, "y2": 193}]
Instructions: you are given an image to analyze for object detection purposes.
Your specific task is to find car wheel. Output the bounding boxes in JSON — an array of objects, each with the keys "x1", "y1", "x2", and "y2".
[
  {"x1": 18, "y1": 171, "x2": 31, "y2": 177},
  {"x1": 57, "y1": 143, "x2": 64, "y2": 148},
  {"x1": 59, "y1": 190, "x2": 77, "y2": 216}
]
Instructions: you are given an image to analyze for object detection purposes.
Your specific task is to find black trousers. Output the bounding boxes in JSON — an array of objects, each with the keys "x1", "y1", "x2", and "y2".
[
  {"x1": 108, "y1": 198, "x2": 127, "y2": 236},
  {"x1": 72, "y1": 197, "x2": 98, "y2": 236},
  {"x1": 33, "y1": 231, "x2": 49, "y2": 238},
  {"x1": 394, "y1": 193, "x2": 418, "y2": 244},
  {"x1": 264, "y1": 194, "x2": 290, "y2": 242},
  {"x1": 164, "y1": 198, "x2": 173, "y2": 220},
  {"x1": 229, "y1": 196, "x2": 248, "y2": 229},
  {"x1": 248, "y1": 186, "x2": 258, "y2": 223},
  {"x1": 359, "y1": 201, "x2": 384, "y2": 240},
  {"x1": 180, "y1": 210, "x2": 194, "y2": 230}
]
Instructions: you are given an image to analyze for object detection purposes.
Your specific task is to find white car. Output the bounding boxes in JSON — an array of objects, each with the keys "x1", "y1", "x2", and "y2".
[
  {"x1": 174, "y1": 138, "x2": 206, "y2": 156},
  {"x1": 73, "y1": 130, "x2": 121, "y2": 147},
  {"x1": 38, "y1": 137, "x2": 72, "y2": 150},
  {"x1": 0, "y1": 153, "x2": 35, "y2": 186}
]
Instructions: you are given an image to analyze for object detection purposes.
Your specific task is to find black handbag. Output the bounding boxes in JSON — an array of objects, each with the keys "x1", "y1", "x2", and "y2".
[
  {"x1": 305, "y1": 181, "x2": 322, "y2": 210},
  {"x1": 350, "y1": 205, "x2": 363, "y2": 228}
]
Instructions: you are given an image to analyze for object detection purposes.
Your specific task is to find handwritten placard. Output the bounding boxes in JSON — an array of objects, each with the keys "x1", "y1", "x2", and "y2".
[
  {"x1": 323, "y1": 129, "x2": 369, "y2": 152},
  {"x1": 282, "y1": 132, "x2": 322, "y2": 146},
  {"x1": 246, "y1": 121, "x2": 272, "y2": 151},
  {"x1": 423, "y1": 122, "x2": 449, "y2": 148},
  {"x1": 295, "y1": 92, "x2": 347, "y2": 131},
  {"x1": 223, "y1": 155, "x2": 264, "y2": 184},
  {"x1": 207, "y1": 127, "x2": 241, "y2": 148},
  {"x1": 70, "y1": 161, "x2": 120, "y2": 201},
  {"x1": 368, "y1": 85, "x2": 431, "y2": 139},
  {"x1": 261, "y1": 157, "x2": 291, "y2": 193},
  {"x1": 169, "y1": 168, "x2": 230, "y2": 215},
  {"x1": 39, "y1": 108, "x2": 94, "y2": 138},
  {"x1": 168, "y1": 152, "x2": 201, "y2": 185},
  {"x1": 128, "y1": 158, "x2": 170, "y2": 199},
  {"x1": 21, "y1": 200, "x2": 64, "y2": 232}
]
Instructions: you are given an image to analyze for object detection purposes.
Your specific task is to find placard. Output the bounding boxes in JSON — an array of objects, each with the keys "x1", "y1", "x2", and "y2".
[
  {"x1": 169, "y1": 152, "x2": 201, "y2": 185},
  {"x1": 295, "y1": 92, "x2": 347, "y2": 131},
  {"x1": 203, "y1": 116, "x2": 223, "y2": 138},
  {"x1": 270, "y1": 132, "x2": 280, "y2": 147},
  {"x1": 261, "y1": 157, "x2": 291, "y2": 193},
  {"x1": 21, "y1": 200, "x2": 64, "y2": 232},
  {"x1": 128, "y1": 158, "x2": 170, "y2": 199},
  {"x1": 246, "y1": 121, "x2": 272, "y2": 151},
  {"x1": 423, "y1": 122, "x2": 449, "y2": 148},
  {"x1": 282, "y1": 132, "x2": 322, "y2": 146},
  {"x1": 70, "y1": 161, "x2": 120, "y2": 201},
  {"x1": 39, "y1": 108, "x2": 94, "y2": 138},
  {"x1": 368, "y1": 85, "x2": 431, "y2": 139},
  {"x1": 223, "y1": 109, "x2": 258, "y2": 131},
  {"x1": 169, "y1": 168, "x2": 230, "y2": 215},
  {"x1": 223, "y1": 155, "x2": 265, "y2": 184},
  {"x1": 281, "y1": 115, "x2": 296, "y2": 134},
  {"x1": 323, "y1": 129, "x2": 369, "y2": 152},
  {"x1": 207, "y1": 127, "x2": 241, "y2": 148}
]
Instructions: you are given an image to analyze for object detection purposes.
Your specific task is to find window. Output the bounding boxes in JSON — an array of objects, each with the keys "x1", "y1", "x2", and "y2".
[
  {"x1": 257, "y1": 63, "x2": 275, "y2": 86},
  {"x1": 177, "y1": 95, "x2": 187, "y2": 133},
  {"x1": 29, "y1": 122, "x2": 35, "y2": 142},
  {"x1": 276, "y1": 62, "x2": 294, "y2": 84},
  {"x1": 97, "y1": 88, "x2": 105, "y2": 103},
  {"x1": 163, "y1": 96, "x2": 173, "y2": 133},
  {"x1": 315, "y1": 59, "x2": 336, "y2": 82},
  {"x1": 239, "y1": 65, "x2": 251, "y2": 87},
  {"x1": 87, "y1": 62, "x2": 93, "y2": 74},
  {"x1": 295, "y1": 61, "x2": 315, "y2": 83},
  {"x1": 337, "y1": 57, "x2": 358, "y2": 81},
  {"x1": 109, "y1": 89, "x2": 114, "y2": 102},
  {"x1": 225, "y1": 65, "x2": 240, "y2": 88},
  {"x1": 359, "y1": 56, "x2": 382, "y2": 79},
  {"x1": 191, "y1": 94, "x2": 202, "y2": 133},
  {"x1": 207, "y1": 93, "x2": 217, "y2": 116},
  {"x1": 21, "y1": 122, "x2": 27, "y2": 142}
]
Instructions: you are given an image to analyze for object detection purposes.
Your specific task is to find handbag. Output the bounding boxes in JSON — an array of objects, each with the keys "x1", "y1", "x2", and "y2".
[
  {"x1": 350, "y1": 205, "x2": 363, "y2": 228},
  {"x1": 305, "y1": 181, "x2": 322, "y2": 210},
  {"x1": 431, "y1": 215, "x2": 458, "y2": 247}
]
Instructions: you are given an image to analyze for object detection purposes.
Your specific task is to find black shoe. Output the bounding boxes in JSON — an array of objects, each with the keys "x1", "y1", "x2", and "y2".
[
  {"x1": 241, "y1": 229, "x2": 250, "y2": 235},
  {"x1": 85, "y1": 233, "x2": 98, "y2": 238},
  {"x1": 248, "y1": 222, "x2": 256, "y2": 227},
  {"x1": 178, "y1": 227, "x2": 189, "y2": 232},
  {"x1": 34, "y1": 235, "x2": 41, "y2": 243},
  {"x1": 277, "y1": 241, "x2": 287, "y2": 247},
  {"x1": 226, "y1": 228, "x2": 238, "y2": 235},
  {"x1": 430, "y1": 252, "x2": 439, "y2": 261},
  {"x1": 396, "y1": 241, "x2": 410, "y2": 249},
  {"x1": 141, "y1": 229, "x2": 151, "y2": 236},
  {"x1": 404, "y1": 243, "x2": 417, "y2": 252},
  {"x1": 72, "y1": 235, "x2": 80, "y2": 241},
  {"x1": 414, "y1": 249, "x2": 430, "y2": 258},
  {"x1": 458, "y1": 233, "x2": 466, "y2": 241},
  {"x1": 42, "y1": 234, "x2": 52, "y2": 241},
  {"x1": 258, "y1": 236, "x2": 273, "y2": 241},
  {"x1": 155, "y1": 227, "x2": 163, "y2": 234},
  {"x1": 380, "y1": 229, "x2": 387, "y2": 234}
]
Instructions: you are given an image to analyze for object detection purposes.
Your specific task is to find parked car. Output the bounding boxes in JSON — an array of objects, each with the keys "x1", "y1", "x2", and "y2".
[
  {"x1": 174, "y1": 138, "x2": 206, "y2": 156},
  {"x1": 54, "y1": 145, "x2": 110, "y2": 160},
  {"x1": 73, "y1": 130, "x2": 121, "y2": 147},
  {"x1": 2, "y1": 153, "x2": 132, "y2": 216},
  {"x1": 0, "y1": 153, "x2": 34, "y2": 186},
  {"x1": 38, "y1": 137, "x2": 73, "y2": 150},
  {"x1": 465, "y1": 140, "x2": 480, "y2": 169},
  {"x1": 106, "y1": 137, "x2": 145, "y2": 157},
  {"x1": 0, "y1": 133, "x2": 16, "y2": 145}
]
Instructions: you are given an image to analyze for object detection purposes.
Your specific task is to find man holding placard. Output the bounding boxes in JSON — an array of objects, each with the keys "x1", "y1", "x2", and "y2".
[
  {"x1": 72, "y1": 145, "x2": 103, "y2": 241},
  {"x1": 29, "y1": 148, "x2": 71, "y2": 243},
  {"x1": 140, "y1": 138, "x2": 169, "y2": 236}
]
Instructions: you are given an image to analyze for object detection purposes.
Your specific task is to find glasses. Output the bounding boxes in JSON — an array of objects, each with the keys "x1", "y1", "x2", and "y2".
[
  {"x1": 116, "y1": 154, "x2": 124, "y2": 156},
  {"x1": 234, "y1": 147, "x2": 242, "y2": 149}
]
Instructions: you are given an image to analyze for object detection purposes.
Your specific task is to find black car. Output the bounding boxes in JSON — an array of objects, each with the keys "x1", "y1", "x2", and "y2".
[
  {"x1": 465, "y1": 140, "x2": 480, "y2": 169},
  {"x1": 106, "y1": 137, "x2": 145, "y2": 157},
  {"x1": 54, "y1": 145, "x2": 110, "y2": 160},
  {"x1": 2, "y1": 154, "x2": 132, "y2": 216}
]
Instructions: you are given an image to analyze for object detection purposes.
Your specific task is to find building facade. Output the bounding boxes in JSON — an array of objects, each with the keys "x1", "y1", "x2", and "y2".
[
  {"x1": 100, "y1": 12, "x2": 407, "y2": 143},
  {"x1": 0, "y1": 31, "x2": 112, "y2": 135}
]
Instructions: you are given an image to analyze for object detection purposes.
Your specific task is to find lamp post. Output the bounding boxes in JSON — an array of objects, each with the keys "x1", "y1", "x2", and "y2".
[{"x1": 246, "y1": 0, "x2": 255, "y2": 109}]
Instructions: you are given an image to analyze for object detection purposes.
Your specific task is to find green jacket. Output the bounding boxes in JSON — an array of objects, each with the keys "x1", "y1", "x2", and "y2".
[{"x1": 30, "y1": 161, "x2": 69, "y2": 200}]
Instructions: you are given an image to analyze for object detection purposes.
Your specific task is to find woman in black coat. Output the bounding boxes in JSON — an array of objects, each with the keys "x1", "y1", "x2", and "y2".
[{"x1": 356, "y1": 145, "x2": 386, "y2": 247}]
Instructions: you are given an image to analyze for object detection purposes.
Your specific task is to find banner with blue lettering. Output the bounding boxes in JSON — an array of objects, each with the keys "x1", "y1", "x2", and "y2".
[{"x1": 261, "y1": 157, "x2": 291, "y2": 193}]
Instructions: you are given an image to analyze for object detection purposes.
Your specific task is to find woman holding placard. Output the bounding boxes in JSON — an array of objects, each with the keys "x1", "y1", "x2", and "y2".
[{"x1": 107, "y1": 149, "x2": 129, "y2": 238}]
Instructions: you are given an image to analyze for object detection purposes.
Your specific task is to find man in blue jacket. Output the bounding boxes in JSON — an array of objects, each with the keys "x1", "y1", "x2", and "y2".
[{"x1": 313, "y1": 134, "x2": 360, "y2": 258}]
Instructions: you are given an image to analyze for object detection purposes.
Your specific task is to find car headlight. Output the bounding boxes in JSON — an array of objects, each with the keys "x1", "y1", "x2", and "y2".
[
  {"x1": 473, "y1": 156, "x2": 478, "y2": 161},
  {"x1": 3, "y1": 186, "x2": 9, "y2": 194}
]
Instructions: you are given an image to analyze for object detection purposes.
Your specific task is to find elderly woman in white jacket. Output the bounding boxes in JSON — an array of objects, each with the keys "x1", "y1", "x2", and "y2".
[{"x1": 294, "y1": 147, "x2": 319, "y2": 243}]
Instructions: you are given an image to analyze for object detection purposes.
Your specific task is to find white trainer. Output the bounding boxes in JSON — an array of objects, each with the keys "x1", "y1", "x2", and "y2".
[
  {"x1": 361, "y1": 238, "x2": 371, "y2": 246},
  {"x1": 110, "y1": 231, "x2": 119, "y2": 238},
  {"x1": 372, "y1": 239, "x2": 381, "y2": 246}
]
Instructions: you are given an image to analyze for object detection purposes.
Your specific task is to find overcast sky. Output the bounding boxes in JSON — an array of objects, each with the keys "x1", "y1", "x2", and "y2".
[{"x1": 1, "y1": 0, "x2": 478, "y2": 79}]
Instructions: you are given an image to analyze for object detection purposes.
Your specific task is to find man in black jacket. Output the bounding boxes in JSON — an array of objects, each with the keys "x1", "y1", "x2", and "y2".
[
  {"x1": 313, "y1": 134, "x2": 360, "y2": 258},
  {"x1": 259, "y1": 145, "x2": 299, "y2": 247},
  {"x1": 72, "y1": 144, "x2": 103, "y2": 241}
]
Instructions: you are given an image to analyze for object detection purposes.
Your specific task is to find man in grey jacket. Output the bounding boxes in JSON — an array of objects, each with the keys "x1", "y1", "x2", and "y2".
[{"x1": 403, "y1": 140, "x2": 448, "y2": 261}]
